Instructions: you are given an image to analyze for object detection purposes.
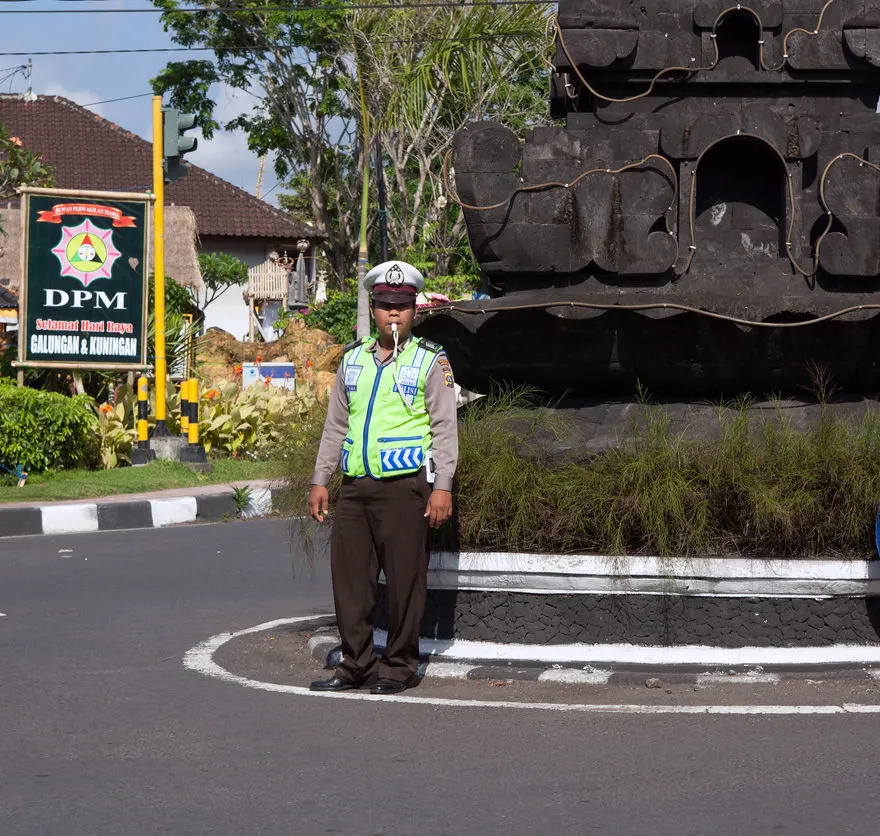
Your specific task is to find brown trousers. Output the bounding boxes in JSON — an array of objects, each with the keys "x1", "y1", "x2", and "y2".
[{"x1": 330, "y1": 471, "x2": 431, "y2": 684}]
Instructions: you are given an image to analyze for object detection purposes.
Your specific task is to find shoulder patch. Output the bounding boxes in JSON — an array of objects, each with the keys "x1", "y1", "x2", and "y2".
[
  {"x1": 342, "y1": 337, "x2": 365, "y2": 353},
  {"x1": 418, "y1": 338, "x2": 442, "y2": 353}
]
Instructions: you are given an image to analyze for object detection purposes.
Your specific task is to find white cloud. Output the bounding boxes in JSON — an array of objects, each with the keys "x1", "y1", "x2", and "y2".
[
  {"x1": 192, "y1": 84, "x2": 279, "y2": 203},
  {"x1": 193, "y1": 126, "x2": 263, "y2": 197}
]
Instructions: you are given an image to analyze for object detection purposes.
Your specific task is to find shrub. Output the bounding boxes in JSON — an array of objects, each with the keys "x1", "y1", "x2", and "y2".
[
  {"x1": 0, "y1": 382, "x2": 99, "y2": 472},
  {"x1": 198, "y1": 380, "x2": 321, "y2": 459},
  {"x1": 94, "y1": 394, "x2": 136, "y2": 469},
  {"x1": 423, "y1": 274, "x2": 481, "y2": 299},
  {"x1": 299, "y1": 286, "x2": 360, "y2": 345}
]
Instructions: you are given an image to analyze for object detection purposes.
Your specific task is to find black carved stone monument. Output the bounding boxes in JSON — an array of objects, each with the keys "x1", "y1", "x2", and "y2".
[{"x1": 417, "y1": 0, "x2": 880, "y2": 396}]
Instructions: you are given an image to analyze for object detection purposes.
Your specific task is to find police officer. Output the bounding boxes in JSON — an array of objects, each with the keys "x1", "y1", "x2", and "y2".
[{"x1": 308, "y1": 260, "x2": 458, "y2": 695}]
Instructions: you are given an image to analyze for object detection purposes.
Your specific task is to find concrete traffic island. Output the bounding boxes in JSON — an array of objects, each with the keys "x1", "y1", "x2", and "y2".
[{"x1": 197, "y1": 615, "x2": 880, "y2": 711}]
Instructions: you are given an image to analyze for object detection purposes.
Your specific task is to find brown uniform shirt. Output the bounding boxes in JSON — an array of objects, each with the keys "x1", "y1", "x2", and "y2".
[{"x1": 311, "y1": 338, "x2": 459, "y2": 491}]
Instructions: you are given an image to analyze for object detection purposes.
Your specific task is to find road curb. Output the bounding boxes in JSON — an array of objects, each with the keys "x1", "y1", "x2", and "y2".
[
  {"x1": 0, "y1": 486, "x2": 286, "y2": 538},
  {"x1": 302, "y1": 621, "x2": 880, "y2": 682}
]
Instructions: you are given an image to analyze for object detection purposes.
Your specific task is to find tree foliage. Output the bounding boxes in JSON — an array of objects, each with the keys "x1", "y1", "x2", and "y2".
[
  {"x1": 197, "y1": 251, "x2": 249, "y2": 309},
  {"x1": 1, "y1": 124, "x2": 54, "y2": 235},
  {"x1": 0, "y1": 124, "x2": 54, "y2": 202},
  {"x1": 151, "y1": 0, "x2": 360, "y2": 280},
  {"x1": 347, "y1": 3, "x2": 553, "y2": 269},
  {"x1": 150, "y1": 1, "x2": 553, "y2": 282}
]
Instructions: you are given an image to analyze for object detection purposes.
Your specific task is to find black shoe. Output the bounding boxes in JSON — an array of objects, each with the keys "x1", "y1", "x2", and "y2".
[
  {"x1": 369, "y1": 677, "x2": 411, "y2": 695},
  {"x1": 309, "y1": 675, "x2": 359, "y2": 692}
]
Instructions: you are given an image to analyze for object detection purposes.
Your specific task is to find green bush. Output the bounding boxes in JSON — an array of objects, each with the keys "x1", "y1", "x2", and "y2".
[
  {"x1": 299, "y1": 287, "x2": 360, "y2": 345},
  {"x1": 423, "y1": 274, "x2": 481, "y2": 299},
  {"x1": 0, "y1": 383, "x2": 99, "y2": 472},
  {"x1": 198, "y1": 381, "x2": 321, "y2": 459}
]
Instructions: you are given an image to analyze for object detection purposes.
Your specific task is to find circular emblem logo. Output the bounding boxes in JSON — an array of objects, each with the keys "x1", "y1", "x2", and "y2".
[
  {"x1": 385, "y1": 264, "x2": 405, "y2": 286},
  {"x1": 51, "y1": 219, "x2": 121, "y2": 286}
]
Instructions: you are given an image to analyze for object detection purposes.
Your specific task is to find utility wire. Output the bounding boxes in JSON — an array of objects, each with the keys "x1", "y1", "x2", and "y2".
[
  {"x1": 0, "y1": 29, "x2": 538, "y2": 56},
  {"x1": 80, "y1": 91, "x2": 155, "y2": 105},
  {"x1": 0, "y1": 0, "x2": 555, "y2": 13}
]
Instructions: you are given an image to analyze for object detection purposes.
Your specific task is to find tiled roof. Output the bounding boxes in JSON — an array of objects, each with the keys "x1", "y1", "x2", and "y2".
[{"x1": 0, "y1": 94, "x2": 319, "y2": 241}]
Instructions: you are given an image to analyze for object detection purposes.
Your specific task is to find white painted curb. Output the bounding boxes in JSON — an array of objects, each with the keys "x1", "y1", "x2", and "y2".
[
  {"x1": 150, "y1": 497, "x2": 198, "y2": 527},
  {"x1": 373, "y1": 628, "x2": 880, "y2": 667},
  {"x1": 426, "y1": 551, "x2": 880, "y2": 597},
  {"x1": 41, "y1": 503, "x2": 99, "y2": 535},
  {"x1": 243, "y1": 487, "x2": 273, "y2": 519}
]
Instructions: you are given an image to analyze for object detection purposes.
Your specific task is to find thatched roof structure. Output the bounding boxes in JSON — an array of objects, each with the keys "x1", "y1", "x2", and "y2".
[
  {"x1": 153, "y1": 205, "x2": 203, "y2": 290},
  {"x1": 0, "y1": 203, "x2": 202, "y2": 298}
]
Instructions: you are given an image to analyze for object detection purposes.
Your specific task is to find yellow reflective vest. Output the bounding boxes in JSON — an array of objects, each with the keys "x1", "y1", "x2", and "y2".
[{"x1": 340, "y1": 336, "x2": 440, "y2": 479}]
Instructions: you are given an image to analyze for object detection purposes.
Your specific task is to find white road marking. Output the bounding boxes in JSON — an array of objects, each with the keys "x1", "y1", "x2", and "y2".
[
  {"x1": 0, "y1": 612, "x2": 6, "y2": 617},
  {"x1": 182, "y1": 617, "x2": 880, "y2": 716},
  {"x1": 695, "y1": 672, "x2": 781, "y2": 686},
  {"x1": 421, "y1": 663, "x2": 478, "y2": 679},
  {"x1": 538, "y1": 669, "x2": 612, "y2": 685}
]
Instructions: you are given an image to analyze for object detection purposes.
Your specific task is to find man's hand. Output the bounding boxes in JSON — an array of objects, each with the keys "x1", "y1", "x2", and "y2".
[
  {"x1": 424, "y1": 489, "x2": 453, "y2": 528},
  {"x1": 308, "y1": 485, "x2": 329, "y2": 523}
]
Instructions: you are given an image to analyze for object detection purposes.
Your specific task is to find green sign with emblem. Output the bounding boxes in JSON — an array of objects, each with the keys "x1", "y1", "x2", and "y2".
[{"x1": 17, "y1": 188, "x2": 152, "y2": 370}]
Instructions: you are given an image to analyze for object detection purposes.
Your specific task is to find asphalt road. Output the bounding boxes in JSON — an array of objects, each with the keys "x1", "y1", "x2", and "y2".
[{"x1": 3, "y1": 519, "x2": 880, "y2": 835}]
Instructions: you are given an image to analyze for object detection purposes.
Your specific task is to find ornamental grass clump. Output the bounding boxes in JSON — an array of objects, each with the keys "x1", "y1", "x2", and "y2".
[
  {"x1": 451, "y1": 385, "x2": 561, "y2": 553},
  {"x1": 281, "y1": 385, "x2": 880, "y2": 559},
  {"x1": 450, "y1": 392, "x2": 880, "y2": 558}
]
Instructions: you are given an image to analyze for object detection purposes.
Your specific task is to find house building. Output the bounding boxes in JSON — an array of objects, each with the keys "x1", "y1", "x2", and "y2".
[{"x1": 0, "y1": 94, "x2": 321, "y2": 340}]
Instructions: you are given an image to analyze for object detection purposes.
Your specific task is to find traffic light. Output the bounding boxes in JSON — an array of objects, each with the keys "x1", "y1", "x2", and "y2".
[{"x1": 162, "y1": 107, "x2": 198, "y2": 182}]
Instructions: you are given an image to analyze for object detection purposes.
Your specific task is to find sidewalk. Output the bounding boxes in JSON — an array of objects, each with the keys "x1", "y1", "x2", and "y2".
[{"x1": 0, "y1": 479, "x2": 286, "y2": 538}]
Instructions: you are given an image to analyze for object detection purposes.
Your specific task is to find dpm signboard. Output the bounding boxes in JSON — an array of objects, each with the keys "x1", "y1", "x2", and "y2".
[{"x1": 17, "y1": 188, "x2": 152, "y2": 370}]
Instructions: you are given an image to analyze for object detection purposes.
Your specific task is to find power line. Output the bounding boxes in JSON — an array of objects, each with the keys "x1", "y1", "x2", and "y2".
[
  {"x1": 0, "y1": 29, "x2": 539, "y2": 56},
  {"x1": 0, "y1": 0, "x2": 554, "y2": 13},
  {"x1": 80, "y1": 91, "x2": 155, "y2": 105},
  {"x1": 0, "y1": 46, "x2": 217, "y2": 56},
  {"x1": 262, "y1": 179, "x2": 281, "y2": 198}
]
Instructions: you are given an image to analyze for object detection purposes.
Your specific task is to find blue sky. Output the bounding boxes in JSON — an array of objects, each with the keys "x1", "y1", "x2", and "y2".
[{"x1": 0, "y1": 0, "x2": 272, "y2": 200}]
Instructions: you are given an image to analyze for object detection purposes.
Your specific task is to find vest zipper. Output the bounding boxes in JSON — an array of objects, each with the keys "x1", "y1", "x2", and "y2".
[{"x1": 362, "y1": 365, "x2": 384, "y2": 478}]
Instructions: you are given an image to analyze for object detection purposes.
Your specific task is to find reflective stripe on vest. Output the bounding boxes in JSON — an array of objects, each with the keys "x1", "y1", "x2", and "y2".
[{"x1": 342, "y1": 337, "x2": 436, "y2": 478}]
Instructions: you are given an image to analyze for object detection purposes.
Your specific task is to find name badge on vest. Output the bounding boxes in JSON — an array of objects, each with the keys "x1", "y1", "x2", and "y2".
[
  {"x1": 394, "y1": 365, "x2": 419, "y2": 402},
  {"x1": 345, "y1": 365, "x2": 362, "y2": 393}
]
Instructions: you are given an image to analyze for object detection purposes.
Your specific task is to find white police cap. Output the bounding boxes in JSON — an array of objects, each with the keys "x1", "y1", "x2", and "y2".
[{"x1": 364, "y1": 260, "x2": 424, "y2": 301}]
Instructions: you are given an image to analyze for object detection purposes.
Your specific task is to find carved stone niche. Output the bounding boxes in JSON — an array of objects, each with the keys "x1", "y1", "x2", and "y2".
[
  {"x1": 439, "y1": 0, "x2": 880, "y2": 395},
  {"x1": 553, "y1": 28, "x2": 639, "y2": 70}
]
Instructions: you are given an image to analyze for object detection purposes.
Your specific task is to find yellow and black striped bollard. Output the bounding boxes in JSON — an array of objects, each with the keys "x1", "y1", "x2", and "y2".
[
  {"x1": 137, "y1": 375, "x2": 149, "y2": 447},
  {"x1": 130, "y1": 375, "x2": 157, "y2": 464},
  {"x1": 180, "y1": 379, "x2": 190, "y2": 435},
  {"x1": 179, "y1": 378, "x2": 208, "y2": 465},
  {"x1": 187, "y1": 378, "x2": 199, "y2": 447}
]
